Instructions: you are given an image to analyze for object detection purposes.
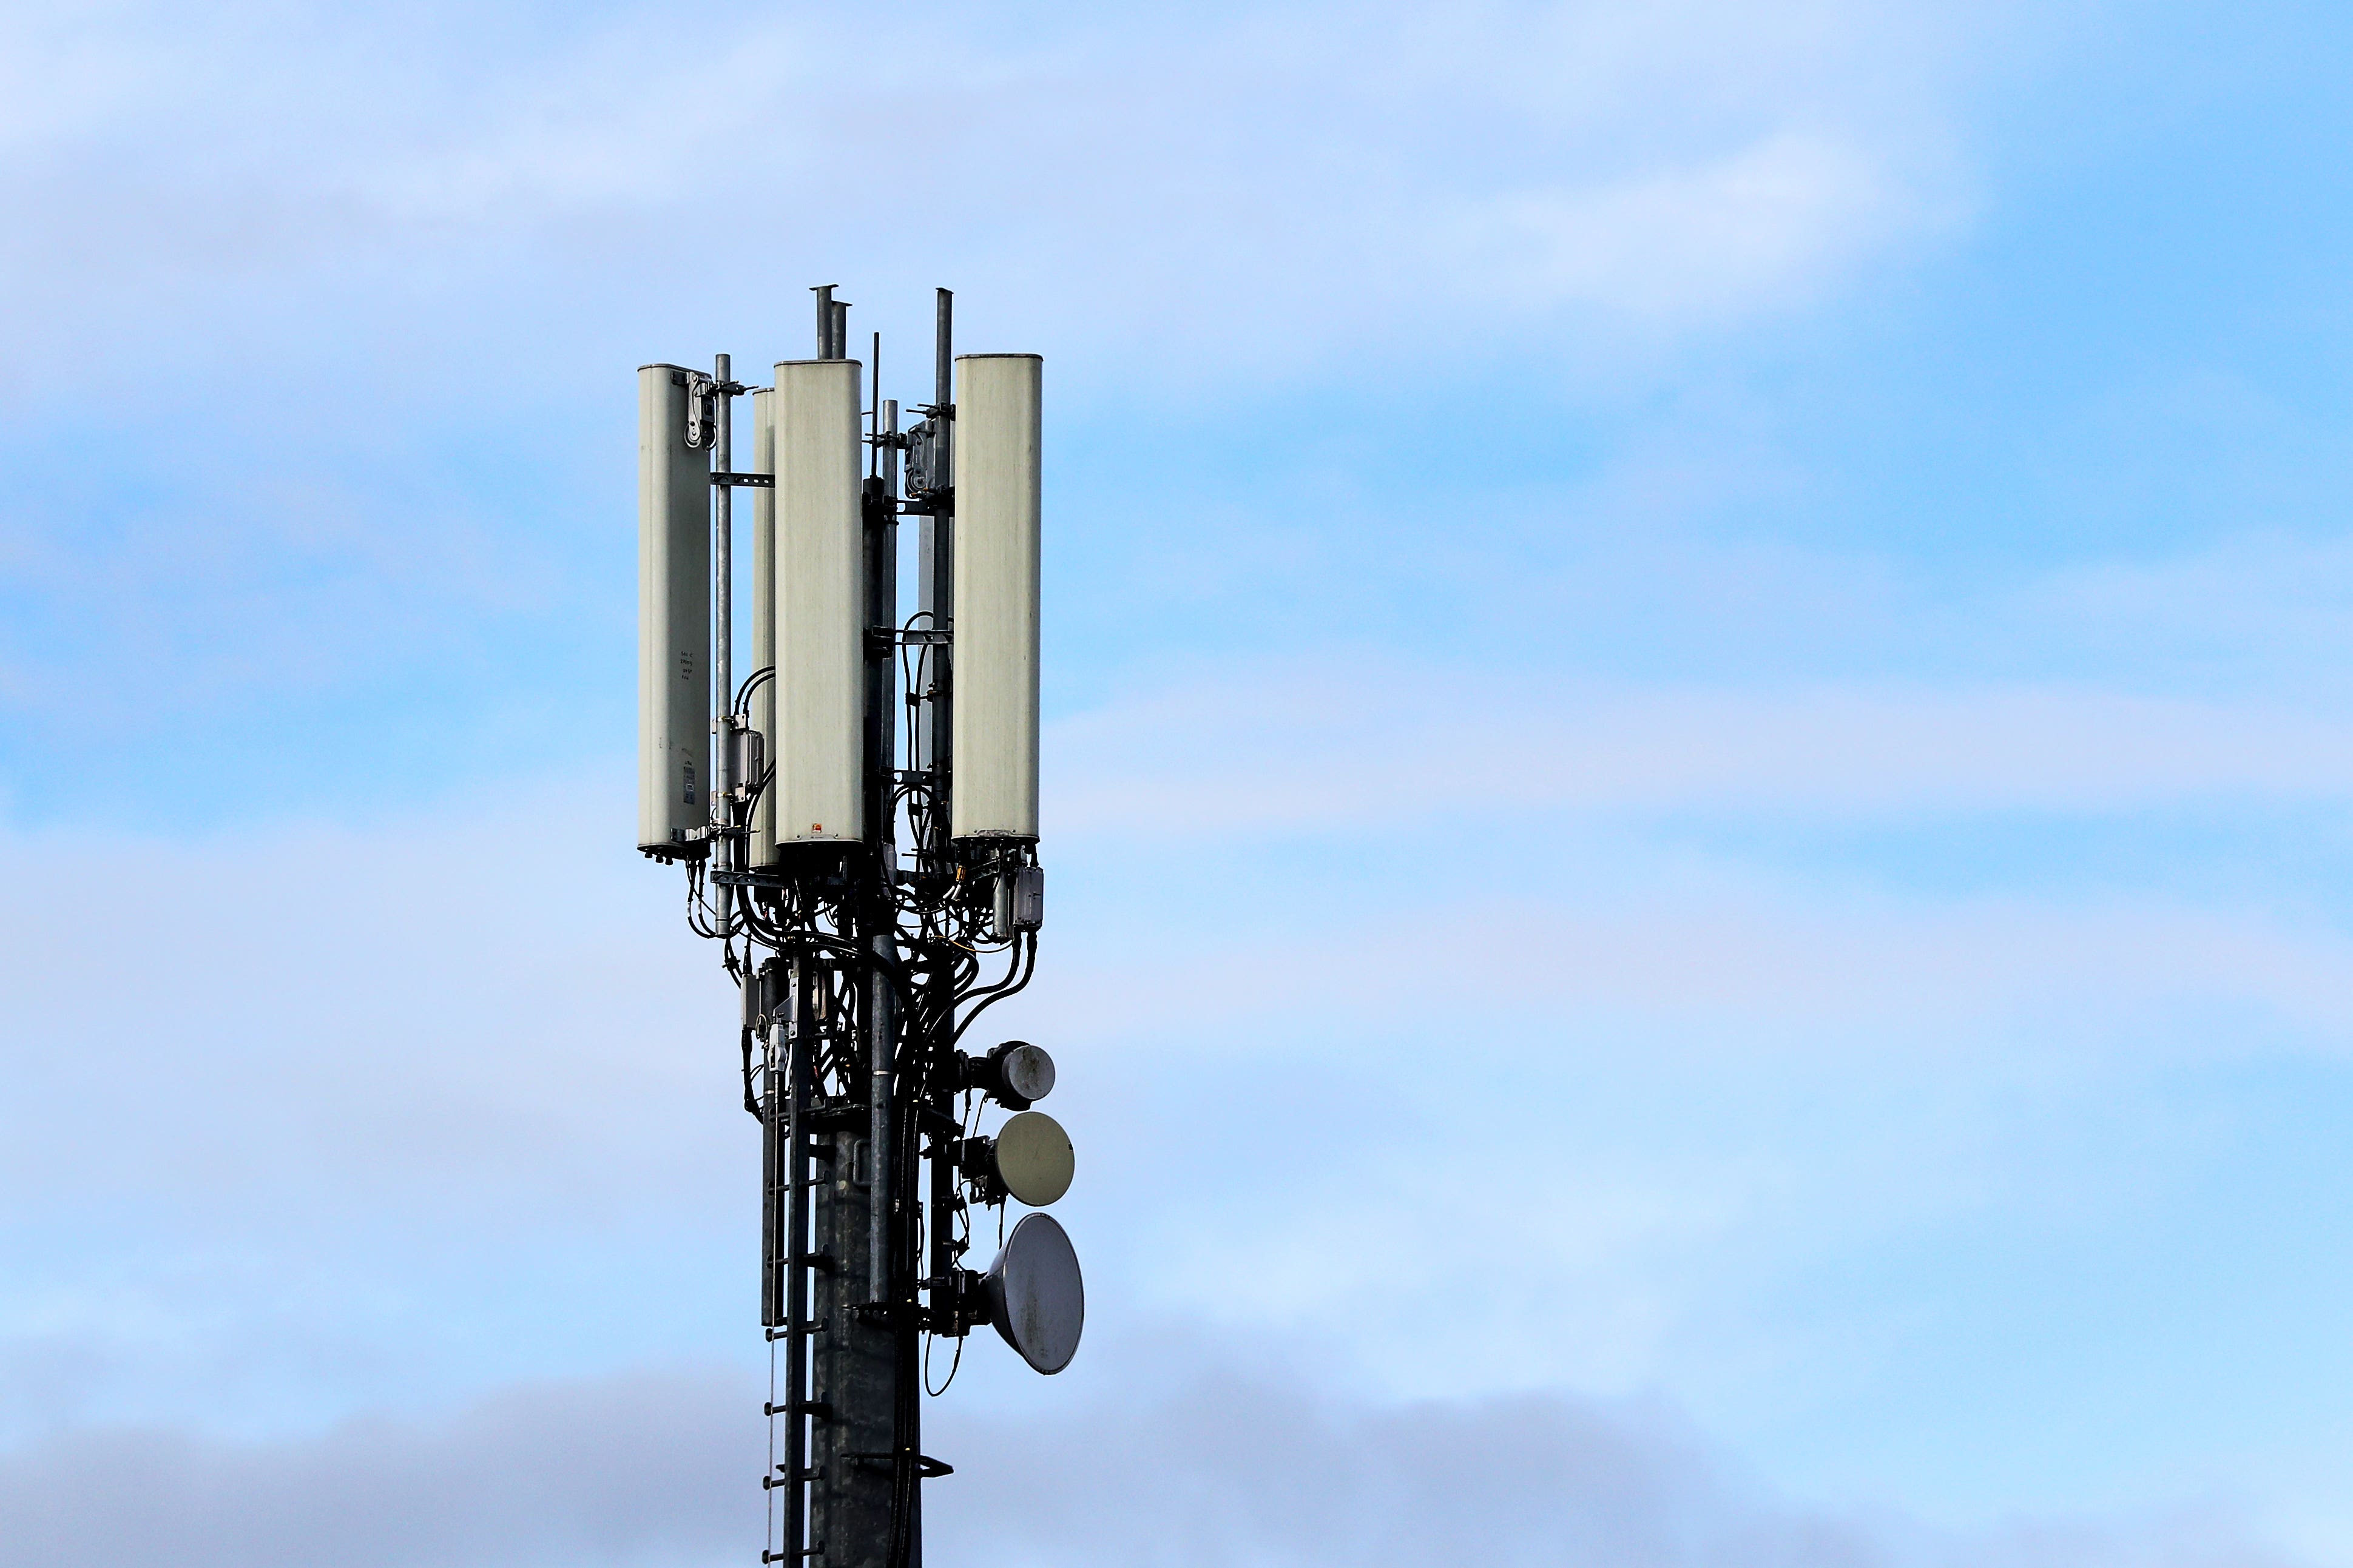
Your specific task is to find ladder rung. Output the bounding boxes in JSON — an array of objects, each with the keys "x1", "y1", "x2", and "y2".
[{"x1": 764, "y1": 1320, "x2": 826, "y2": 1341}]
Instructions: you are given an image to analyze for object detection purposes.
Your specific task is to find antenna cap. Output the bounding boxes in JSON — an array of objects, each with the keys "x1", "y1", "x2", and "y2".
[{"x1": 972, "y1": 1040, "x2": 1055, "y2": 1109}]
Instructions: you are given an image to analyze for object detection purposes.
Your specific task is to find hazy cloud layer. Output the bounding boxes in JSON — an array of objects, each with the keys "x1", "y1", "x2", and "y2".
[
  {"x1": 0, "y1": 1359, "x2": 2303, "y2": 1568},
  {"x1": 0, "y1": 1369, "x2": 755, "y2": 1568}
]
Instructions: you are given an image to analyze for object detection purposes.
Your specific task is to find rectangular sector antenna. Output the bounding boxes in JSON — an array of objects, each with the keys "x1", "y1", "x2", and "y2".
[
  {"x1": 638, "y1": 363, "x2": 712, "y2": 857},
  {"x1": 774, "y1": 358, "x2": 867, "y2": 846},
  {"x1": 951, "y1": 354, "x2": 1042, "y2": 843},
  {"x1": 750, "y1": 388, "x2": 778, "y2": 866}
]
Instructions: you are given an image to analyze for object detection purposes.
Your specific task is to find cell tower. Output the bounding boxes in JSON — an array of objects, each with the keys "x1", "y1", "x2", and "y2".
[{"x1": 636, "y1": 288, "x2": 1079, "y2": 1568}]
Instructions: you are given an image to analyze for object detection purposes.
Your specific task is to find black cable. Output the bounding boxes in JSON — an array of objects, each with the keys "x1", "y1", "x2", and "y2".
[
  {"x1": 686, "y1": 860, "x2": 724, "y2": 940},
  {"x1": 949, "y1": 934, "x2": 1036, "y2": 1050},
  {"x1": 923, "y1": 1317, "x2": 963, "y2": 1396},
  {"x1": 673, "y1": 756, "x2": 1058, "y2": 1553},
  {"x1": 740, "y1": 1023, "x2": 761, "y2": 1120},
  {"x1": 734, "y1": 664, "x2": 775, "y2": 716}
]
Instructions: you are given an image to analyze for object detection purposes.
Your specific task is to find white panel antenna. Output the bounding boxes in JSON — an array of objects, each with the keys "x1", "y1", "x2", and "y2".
[
  {"x1": 950, "y1": 354, "x2": 1042, "y2": 843},
  {"x1": 636, "y1": 363, "x2": 711, "y2": 857},
  {"x1": 773, "y1": 358, "x2": 867, "y2": 846}
]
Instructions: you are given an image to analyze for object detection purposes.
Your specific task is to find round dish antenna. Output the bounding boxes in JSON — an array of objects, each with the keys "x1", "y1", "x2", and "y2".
[
  {"x1": 982, "y1": 1212, "x2": 1084, "y2": 1374},
  {"x1": 988, "y1": 1110, "x2": 1073, "y2": 1206}
]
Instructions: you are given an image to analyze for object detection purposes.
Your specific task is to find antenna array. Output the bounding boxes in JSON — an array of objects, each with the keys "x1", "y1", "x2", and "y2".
[{"x1": 635, "y1": 289, "x2": 1077, "y2": 1568}]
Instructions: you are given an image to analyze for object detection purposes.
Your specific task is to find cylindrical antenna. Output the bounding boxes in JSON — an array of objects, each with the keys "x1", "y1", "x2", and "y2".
[
  {"x1": 951, "y1": 353, "x2": 1042, "y2": 844},
  {"x1": 813, "y1": 286, "x2": 835, "y2": 359},
  {"x1": 831, "y1": 300, "x2": 850, "y2": 362},
  {"x1": 771, "y1": 356, "x2": 868, "y2": 846},
  {"x1": 635, "y1": 363, "x2": 712, "y2": 859}
]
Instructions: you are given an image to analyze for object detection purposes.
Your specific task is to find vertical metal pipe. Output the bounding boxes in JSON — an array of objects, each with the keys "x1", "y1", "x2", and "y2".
[
  {"x1": 865, "y1": 391, "x2": 900, "y2": 1307},
  {"x1": 783, "y1": 970, "x2": 812, "y2": 1563},
  {"x1": 750, "y1": 388, "x2": 777, "y2": 867},
  {"x1": 926, "y1": 293, "x2": 954, "y2": 862},
  {"x1": 760, "y1": 1009, "x2": 782, "y2": 1567},
  {"x1": 925, "y1": 966, "x2": 954, "y2": 1310},
  {"x1": 867, "y1": 941, "x2": 894, "y2": 1303},
  {"x1": 934, "y1": 290, "x2": 953, "y2": 437},
  {"x1": 712, "y1": 354, "x2": 735, "y2": 933},
  {"x1": 760, "y1": 998, "x2": 784, "y2": 1328},
  {"x1": 815, "y1": 286, "x2": 836, "y2": 359}
]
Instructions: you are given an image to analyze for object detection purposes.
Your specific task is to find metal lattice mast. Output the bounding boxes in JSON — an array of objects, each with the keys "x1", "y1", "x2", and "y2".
[{"x1": 636, "y1": 288, "x2": 1079, "y2": 1568}]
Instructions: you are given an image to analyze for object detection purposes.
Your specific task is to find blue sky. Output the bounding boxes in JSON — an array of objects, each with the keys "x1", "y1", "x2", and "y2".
[{"x1": 4, "y1": 1, "x2": 2353, "y2": 1563}]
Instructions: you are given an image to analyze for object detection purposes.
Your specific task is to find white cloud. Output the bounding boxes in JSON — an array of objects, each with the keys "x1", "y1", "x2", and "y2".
[
  {"x1": 2020, "y1": 531, "x2": 2353, "y2": 694},
  {"x1": 1051, "y1": 883, "x2": 2353, "y2": 1048},
  {"x1": 0, "y1": 0, "x2": 2002, "y2": 385},
  {"x1": 1462, "y1": 131, "x2": 1956, "y2": 320}
]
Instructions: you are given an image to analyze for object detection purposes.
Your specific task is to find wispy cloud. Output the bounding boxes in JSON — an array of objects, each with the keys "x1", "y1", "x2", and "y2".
[
  {"x1": 1462, "y1": 131, "x2": 1960, "y2": 320},
  {"x1": 1051, "y1": 666, "x2": 2353, "y2": 838},
  {"x1": 1, "y1": 759, "x2": 2340, "y2": 1436},
  {"x1": 0, "y1": 0, "x2": 1998, "y2": 382}
]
